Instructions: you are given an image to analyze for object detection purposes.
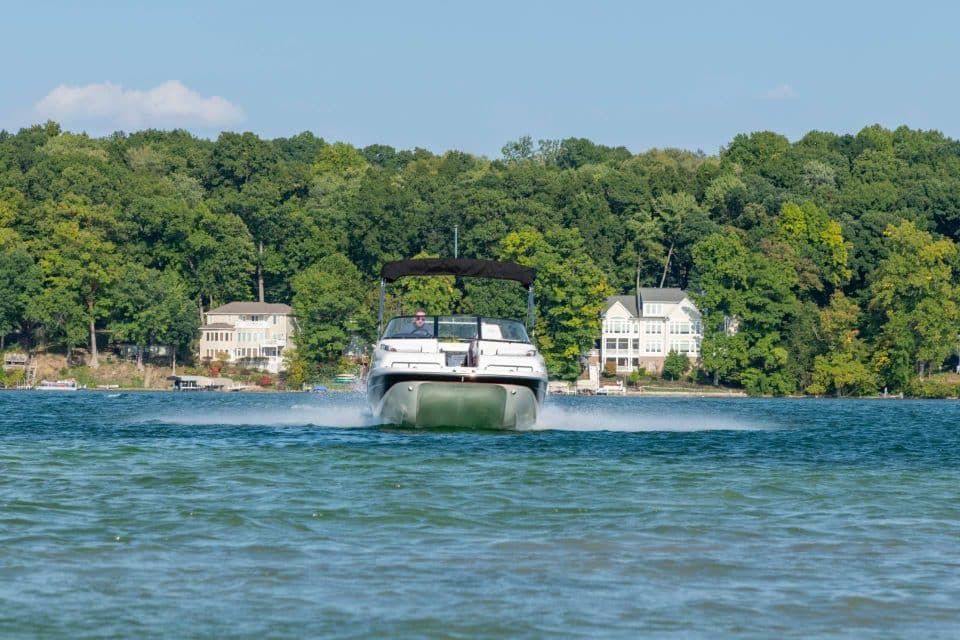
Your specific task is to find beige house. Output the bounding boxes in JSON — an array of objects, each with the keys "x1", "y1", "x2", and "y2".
[
  {"x1": 600, "y1": 289, "x2": 702, "y2": 375},
  {"x1": 198, "y1": 302, "x2": 296, "y2": 374}
]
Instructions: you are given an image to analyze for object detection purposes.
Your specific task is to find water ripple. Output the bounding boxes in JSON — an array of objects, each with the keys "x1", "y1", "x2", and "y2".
[{"x1": 1, "y1": 392, "x2": 959, "y2": 638}]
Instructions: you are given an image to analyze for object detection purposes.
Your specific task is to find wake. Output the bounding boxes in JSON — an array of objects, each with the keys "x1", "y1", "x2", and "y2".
[
  {"x1": 137, "y1": 396, "x2": 770, "y2": 432},
  {"x1": 145, "y1": 402, "x2": 378, "y2": 429},
  {"x1": 531, "y1": 404, "x2": 770, "y2": 432}
]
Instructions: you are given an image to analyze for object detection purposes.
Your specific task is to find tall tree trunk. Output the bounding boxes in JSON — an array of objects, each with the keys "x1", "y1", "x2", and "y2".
[
  {"x1": 88, "y1": 315, "x2": 99, "y2": 369},
  {"x1": 171, "y1": 347, "x2": 176, "y2": 376},
  {"x1": 136, "y1": 345, "x2": 144, "y2": 371},
  {"x1": 659, "y1": 243, "x2": 674, "y2": 288},
  {"x1": 258, "y1": 240, "x2": 265, "y2": 303}
]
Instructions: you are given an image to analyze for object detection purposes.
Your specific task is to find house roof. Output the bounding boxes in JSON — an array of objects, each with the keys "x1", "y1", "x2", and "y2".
[
  {"x1": 639, "y1": 287, "x2": 687, "y2": 303},
  {"x1": 604, "y1": 295, "x2": 638, "y2": 316},
  {"x1": 207, "y1": 302, "x2": 292, "y2": 315},
  {"x1": 603, "y1": 288, "x2": 689, "y2": 317}
]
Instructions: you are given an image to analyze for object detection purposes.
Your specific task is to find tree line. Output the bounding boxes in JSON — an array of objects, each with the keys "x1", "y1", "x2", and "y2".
[{"x1": 1, "y1": 122, "x2": 959, "y2": 394}]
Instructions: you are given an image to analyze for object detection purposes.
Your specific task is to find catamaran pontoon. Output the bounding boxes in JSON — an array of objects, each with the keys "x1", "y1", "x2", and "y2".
[{"x1": 367, "y1": 258, "x2": 548, "y2": 429}]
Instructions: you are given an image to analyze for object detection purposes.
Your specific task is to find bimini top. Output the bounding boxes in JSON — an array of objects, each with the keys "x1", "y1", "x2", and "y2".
[{"x1": 381, "y1": 258, "x2": 536, "y2": 286}]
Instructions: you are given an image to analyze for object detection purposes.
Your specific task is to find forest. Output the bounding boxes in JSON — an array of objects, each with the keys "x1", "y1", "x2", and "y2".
[{"x1": 2, "y1": 121, "x2": 960, "y2": 395}]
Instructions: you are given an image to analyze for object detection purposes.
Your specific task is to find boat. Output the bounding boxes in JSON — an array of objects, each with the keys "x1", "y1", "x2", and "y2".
[
  {"x1": 367, "y1": 258, "x2": 548, "y2": 429},
  {"x1": 36, "y1": 378, "x2": 81, "y2": 391}
]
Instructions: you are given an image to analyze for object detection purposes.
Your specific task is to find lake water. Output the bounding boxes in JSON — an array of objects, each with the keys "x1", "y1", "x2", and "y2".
[{"x1": 1, "y1": 391, "x2": 959, "y2": 638}]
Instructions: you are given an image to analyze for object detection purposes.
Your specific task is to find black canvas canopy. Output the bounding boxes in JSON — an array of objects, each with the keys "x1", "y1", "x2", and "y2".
[{"x1": 381, "y1": 258, "x2": 535, "y2": 286}]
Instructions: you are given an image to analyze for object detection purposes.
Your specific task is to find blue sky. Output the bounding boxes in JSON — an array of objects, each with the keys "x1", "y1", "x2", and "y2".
[{"x1": 2, "y1": 0, "x2": 958, "y2": 157}]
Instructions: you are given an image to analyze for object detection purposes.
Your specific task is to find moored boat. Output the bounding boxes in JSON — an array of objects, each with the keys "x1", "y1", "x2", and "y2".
[
  {"x1": 36, "y1": 378, "x2": 81, "y2": 391},
  {"x1": 367, "y1": 258, "x2": 548, "y2": 429}
]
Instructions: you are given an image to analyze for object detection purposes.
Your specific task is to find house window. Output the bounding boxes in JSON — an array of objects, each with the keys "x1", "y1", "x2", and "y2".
[
  {"x1": 644, "y1": 303, "x2": 662, "y2": 316},
  {"x1": 645, "y1": 322, "x2": 662, "y2": 335},
  {"x1": 645, "y1": 342, "x2": 663, "y2": 353},
  {"x1": 607, "y1": 319, "x2": 629, "y2": 333},
  {"x1": 605, "y1": 338, "x2": 616, "y2": 350},
  {"x1": 631, "y1": 339, "x2": 639, "y2": 350},
  {"x1": 669, "y1": 322, "x2": 692, "y2": 335},
  {"x1": 617, "y1": 338, "x2": 628, "y2": 350}
]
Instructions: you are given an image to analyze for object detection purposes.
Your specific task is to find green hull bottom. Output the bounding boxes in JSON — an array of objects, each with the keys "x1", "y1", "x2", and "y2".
[{"x1": 377, "y1": 381, "x2": 539, "y2": 429}]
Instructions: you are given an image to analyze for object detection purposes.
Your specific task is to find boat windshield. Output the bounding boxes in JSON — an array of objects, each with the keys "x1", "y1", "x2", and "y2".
[{"x1": 382, "y1": 315, "x2": 530, "y2": 342}]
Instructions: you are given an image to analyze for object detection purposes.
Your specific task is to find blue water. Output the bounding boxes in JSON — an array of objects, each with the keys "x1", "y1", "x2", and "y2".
[{"x1": 1, "y1": 391, "x2": 959, "y2": 638}]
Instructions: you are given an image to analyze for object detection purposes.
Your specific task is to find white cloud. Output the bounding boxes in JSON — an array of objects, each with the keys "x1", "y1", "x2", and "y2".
[
  {"x1": 764, "y1": 84, "x2": 796, "y2": 100},
  {"x1": 35, "y1": 80, "x2": 244, "y2": 129}
]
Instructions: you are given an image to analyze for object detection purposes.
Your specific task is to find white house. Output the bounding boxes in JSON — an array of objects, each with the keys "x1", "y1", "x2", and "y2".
[
  {"x1": 198, "y1": 302, "x2": 296, "y2": 374},
  {"x1": 600, "y1": 288, "x2": 702, "y2": 375}
]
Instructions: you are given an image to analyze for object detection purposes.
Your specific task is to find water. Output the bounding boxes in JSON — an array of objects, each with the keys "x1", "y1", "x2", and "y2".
[{"x1": 1, "y1": 391, "x2": 959, "y2": 638}]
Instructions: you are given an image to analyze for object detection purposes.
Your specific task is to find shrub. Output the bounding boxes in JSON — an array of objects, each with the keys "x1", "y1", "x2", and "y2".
[
  {"x1": 662, "y1": 351, "x2": 689, "y2": 381},
  {"x1": 602, "y1": 361, "x2": 617, "y2": 379}
]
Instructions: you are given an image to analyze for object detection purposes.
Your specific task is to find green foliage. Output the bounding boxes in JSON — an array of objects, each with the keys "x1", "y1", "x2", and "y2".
[
  {"x1": 662, "y1": 351, "x2": 688, "y2": 381},
  {"x1": 2, "y1": 121, "x2": 960, "y2": 395},
  {"x1": 906, "y1": 377, "x2": 960, "y2": 399},
  {"x1": 499, "y1": 227, "x2": 613, "y2": 380},
  {"x1": 868, "y1": 220, "x2": 960, "y2": 388},
  {"x1": 291, "y1": 253, "x2": 370, "y2": 365},
  {"x1": 393, "y1": 251, "x2": 462, "y2": 314}
]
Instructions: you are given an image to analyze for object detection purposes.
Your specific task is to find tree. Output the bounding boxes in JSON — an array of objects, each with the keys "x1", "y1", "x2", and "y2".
[
  {"x1": 868, "y1": 220, "x2": 960, "y2": 387},
  {"x1": 184, "y1": 208, "x2": 256, "y2": 313},
  {"x1": 392, "y1": 252, "x2": 462, "y2": 314},
  {"x1": 499, "y1": 227, "x2": 613, "y2": 380},
  {"x1": 662, "y1": 350, "x2": 688, "y2": 380},
  {"x1": 291, "y1": 253, "x2": 370, "y2": 365},
  {"x1": 32, "y1": 199, "x2": 120, "y2": 367},
  {"x1": 690, "y1": 232, "x2": 800, "y2": 394},
  {"x1": 806, "y1": 292, "x2": 876, "y2": 396},
  {"x1": 108, "y1": 266, "x2": 198, "y2": 370},
  {"x1": 0, "y1": 247, "x2": 41, "y2": 348},
  {"x1": 775, "y1": 201, "x2": 850, "y2": 295}
]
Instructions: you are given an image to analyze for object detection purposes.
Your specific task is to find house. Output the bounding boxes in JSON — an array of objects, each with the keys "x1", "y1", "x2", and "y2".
[
  {"x1": 600, "y1": 288, "x2": 702, "y2": 375},
  {"x1": 198, "y1": 302, "x2": 296, "y2": 374}
]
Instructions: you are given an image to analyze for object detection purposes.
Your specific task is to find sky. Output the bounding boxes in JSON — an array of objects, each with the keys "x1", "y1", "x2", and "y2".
[{"x1": 2, "y1": 0, "x2": 958, "y2": 158}]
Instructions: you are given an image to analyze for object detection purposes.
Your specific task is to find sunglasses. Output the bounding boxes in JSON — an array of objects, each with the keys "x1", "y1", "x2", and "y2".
[{"x1": 414, "y1": 314, "x2": 426, "y2": 319}]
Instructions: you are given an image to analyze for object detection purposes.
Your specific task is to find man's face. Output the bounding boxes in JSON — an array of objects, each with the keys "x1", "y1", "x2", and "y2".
[{"x1": 414, "y1": 312, "x2": 426, "y2": 328}]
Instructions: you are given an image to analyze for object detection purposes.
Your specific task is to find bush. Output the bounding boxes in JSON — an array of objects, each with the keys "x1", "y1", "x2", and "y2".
[
  {"x1": 661, "y1": 351, "x2": 689, "y2": 381},
  {"x1": 602, "y1": 361, "x2": 617, "y2": 379},
  {"x1": 907, "y1": 378, "x2": 960, "y2": 399}
]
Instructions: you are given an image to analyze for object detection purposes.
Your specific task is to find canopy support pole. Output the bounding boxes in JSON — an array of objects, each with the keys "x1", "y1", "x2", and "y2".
[
  {"x1": 527, "y1": 284, "x2": 535, "y2": 337},
  {"x1": 378, "y1": 279, "x2": 386, "y2": 337}
]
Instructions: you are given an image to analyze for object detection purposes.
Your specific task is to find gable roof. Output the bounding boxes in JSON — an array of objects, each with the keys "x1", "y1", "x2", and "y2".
[
  {"x1": 602, "y1": 288, "x2": 690, "y2": 318},
  {"x1": 638, "y1": 287, "x2": 687, "y2": 304},
  {"x1": 603, "y1": 295, "x2": 638, "y2": 316},
  {"x1": 208, "y1": 302, "x2": 293, "y2": 315}
]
